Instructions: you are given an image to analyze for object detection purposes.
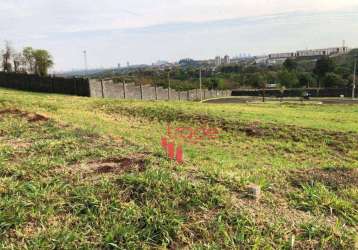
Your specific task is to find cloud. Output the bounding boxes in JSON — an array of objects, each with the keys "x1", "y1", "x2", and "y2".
[
  {"x1": 0, "y1": 1, "x2": 357, "y2": 70},
  {"x1": 46, "y1": 9, "x2": 358, "y2": 71},
  {"x1": 1, "y1": 0, "x2": 357, "y2": 34}
]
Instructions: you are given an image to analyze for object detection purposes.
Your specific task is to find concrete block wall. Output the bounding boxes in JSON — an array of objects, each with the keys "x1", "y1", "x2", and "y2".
[
  {"x1": 89, "y1": 79, "x2": 232, "y2": 101},
  {"x1": 0, "y1": 73, "x2": 231, "y2": 100},
  {"x1": 89, "y1": 80, "x2": 103, "y2": 97},
  {"x1": 156, "y1": 87, "x2": 169, "y2": 100},
  {"x1": 125, "y1": 85, "x2": 142, "y2": 100},
  {"x1": 103, "y1": 81, "x2": 124, "y2": 99},
  {"x1": 141, "y1": 85, "x2": 155, "y2": 100},
  {"x1": 188, "y1": 89, "x2": 199, "y2": 100},
  {"x1": 170, "y1": 89, "x2": 180, "y2": 100},
  {"x1": 179, "y1": 91, "x2": 188, "y2": 101}
]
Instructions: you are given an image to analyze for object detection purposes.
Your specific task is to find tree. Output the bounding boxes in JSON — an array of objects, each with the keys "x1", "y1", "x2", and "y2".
[
  {"x1": 322, "y1": 73, "x2": 347, "y2": 88},
  {"x1": 314, "y1": 56, "x2": 336, "y2": 87},
  {"x1": 248, "y1": 72, "x2": 267, "y2": 101},
  {"x1": 249, "y1": 72, "x2": 265, "y2": 88},
  {"x1": 278, "y1": 70, "x2": 299, "y2": 88},
  {"x1": 220, "y1": 65, "x2": 242, "y2": 73},
  {"x1": 335, "y1": 66, "x2": 352, "y2": 80},
  {"x1": 283, "y1": 58, "x2": 298, "y2": 71},
  {"x1": 2, "y1": 41, "x2": 13, "y2": 72},
  {"x1": 210, "y1": 78, "x2": 219, "y2": 89},
  {"x1": 244, "y1": 65, "x2": 260, "y2": 74},
  {"x1": 297, "y1": 72, "x2": 316, "y2": 88},
  {"x1": 13, "y1": 52, "x2": 26, "y2": 73},
  {"x1": 23, "y1": 47, "x2": 35, "y2": 73},
  {"x1": 32, "y1": 49, "x2": 54, "y2": 76},
  {"x1": 265, "y1": 71, "x2": 277, "y2": 85}
]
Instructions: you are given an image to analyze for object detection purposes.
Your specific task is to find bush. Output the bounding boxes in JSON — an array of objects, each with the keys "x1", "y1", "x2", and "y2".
[
  {"x1": 322, "y1": 73, "x2": 347, "y2": 87},
  {"x1": 277, "y1": 70, "x2": 299, "y2": 88}
]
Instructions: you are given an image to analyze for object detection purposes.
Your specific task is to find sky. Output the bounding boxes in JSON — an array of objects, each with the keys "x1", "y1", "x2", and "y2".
[{"x1": 1, "y1": 0, "x2": 358, "y2": 71}]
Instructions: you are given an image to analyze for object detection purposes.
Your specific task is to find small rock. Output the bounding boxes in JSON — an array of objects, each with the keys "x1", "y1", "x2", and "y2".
[{"x1": 247, "y1": 184, "x2": 261, "y2": 200}]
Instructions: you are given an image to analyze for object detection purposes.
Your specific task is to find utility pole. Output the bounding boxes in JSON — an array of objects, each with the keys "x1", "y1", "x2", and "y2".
[
  {"x1": 353, "y1": 54, "x2": 357, "y2": 100},
  {"x1": 199, "y1": 68, "x2": 203, "y2": 101},
  {"x1": 167, "y1": 70, "x2": 171, "y2": 100},
  {"x1": 83, "y1": 50, "x2": 88, "y2": 77}
]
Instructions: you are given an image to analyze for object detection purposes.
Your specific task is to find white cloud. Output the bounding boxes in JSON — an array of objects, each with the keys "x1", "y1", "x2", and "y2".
[
  {"x1": 0, "y1": 0, "x2": 356, "y2": 70},
  {"x1": 1, "y1": 0, "x2": 357, "y2": 33}
]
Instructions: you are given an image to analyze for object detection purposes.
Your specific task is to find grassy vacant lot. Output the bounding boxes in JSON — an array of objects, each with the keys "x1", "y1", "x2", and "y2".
[{"x1": 0, "y1": 88, "x2": 357, "y2": 249}]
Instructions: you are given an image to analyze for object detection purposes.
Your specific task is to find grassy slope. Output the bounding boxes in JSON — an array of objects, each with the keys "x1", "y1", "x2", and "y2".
[{"x1": 0, "y1": 88, "x2": 357, "y2": 249}]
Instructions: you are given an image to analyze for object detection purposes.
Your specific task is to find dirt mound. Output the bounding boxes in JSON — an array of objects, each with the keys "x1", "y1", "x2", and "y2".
[
  {"x1": 70, "y1": 154, "x2": 147, "y2": 177},
  {"x1": 27, "y1": 113, "x2": 49, "y2": 122},
  {"x1": 0, "y1": 108, "x2": 49, "y2": 123},
  {"x1": 94, "y1": 157, "x2": 146, "y2": 174},
  {"x1": 289, "y1": 167, "x2": 358, "y2": 190}
]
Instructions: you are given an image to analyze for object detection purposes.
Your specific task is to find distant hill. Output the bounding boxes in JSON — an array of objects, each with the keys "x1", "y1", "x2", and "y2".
[{"x1": 56, "y1": 68, "x2": 109, "y2": 78}]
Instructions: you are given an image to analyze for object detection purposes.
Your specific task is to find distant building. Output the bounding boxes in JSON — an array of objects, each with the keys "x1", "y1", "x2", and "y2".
[
  {"x1": 255, "y1": 56, "x2": 269, "y2": 64},
  {"x1": 207, "y1": 59, "x2": 216, "y2": 65},
  {"x1": 266, "y1": 58, "x2": 287, "y2": 65},
  {"x1": 268, "y1": 46, "x2": 351, "y2": 60},
  {"x1": 230, "y1": 57, "x2": 240, "y2": 64},
  {"x1": 152, "y1": 60, "x2": 170, "y2": 66},
  {"x1": 178, "y1": 58, "x2": 196, "y2": 66},
  {"x1": 117, "y1": 63, "x2": 121, "y2": 69},
  {"x1": 296, "y1": 47, "x2": 350, "y2": 57},
  {"x1": 223, "y1": 55, "x2": 230, "y2": 64},
  {"x1": 268, "y1": 52, "x2": 295, "y2": 59},
  {"x1": 215, "y1": 56, "x2": 222, "y2": 66},
  {"x1": 196, "y1": 59, "x2": 215, "y2": 66}
]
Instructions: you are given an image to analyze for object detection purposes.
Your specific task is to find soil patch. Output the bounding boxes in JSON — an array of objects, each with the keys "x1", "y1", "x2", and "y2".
[
  {"x1": 70, "y1": 154, "x2": 147, "y2": 177},
  {"x1": 27, "y1": 113, "x2": 49, "y2": 122},
  {"x1": 289, "y1": 167, "x2": 358, "y2": 190},
  {"x1": 3, "y1": 139, "x2": 32, "y2": 149},
  {"x1": 0, "y1": 108, "x2": 49, "y2": 123}
]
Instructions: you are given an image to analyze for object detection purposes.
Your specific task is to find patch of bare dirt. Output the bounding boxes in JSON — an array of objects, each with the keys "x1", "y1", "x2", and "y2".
[
  {"x1": 289, "y1": 167, "x2": 358, "y2": 190},
  {"x1": 27, "y1": 113, "x2": 49, "y2": 122},
  {"x1": 0, "y1": 108, "x2": 22, "y2": 115},
  {"x1": 241, "y1": 122, "x2": 265, "y2": 137},
  {"x1": 69, "y1": 154, "x2": 147, "y2": 177},
  {"x1": 0, "y1": 108, "x2": 49, "y2": 123},
  {"x1": 3, "y1": 139, "x2": 32, "y2": 149}
]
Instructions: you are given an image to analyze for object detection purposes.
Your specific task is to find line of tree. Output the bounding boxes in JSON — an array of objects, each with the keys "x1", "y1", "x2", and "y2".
[
  {"x1": 1, "y1": 41, "x2": 54, "y2": 76},
  {"x1": 219, "y1": 51, "x2": 357, "y2": 89},
  {"x1": 89, "y1": 48, "x2": 358, "y2": 91}
]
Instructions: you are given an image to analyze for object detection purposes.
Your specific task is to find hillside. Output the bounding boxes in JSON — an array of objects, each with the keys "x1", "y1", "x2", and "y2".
[
  {"x1": 87, "y1": 48, "x2": 358, "y2": 92},
  {"x1": 0, "y1": 88, "x2": 357, "y2": 249}
]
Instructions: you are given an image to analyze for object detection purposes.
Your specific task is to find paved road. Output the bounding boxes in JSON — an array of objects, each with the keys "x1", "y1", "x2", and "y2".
[{"x1": 204, "y1": 97, "x2": 358, "y2": 104}]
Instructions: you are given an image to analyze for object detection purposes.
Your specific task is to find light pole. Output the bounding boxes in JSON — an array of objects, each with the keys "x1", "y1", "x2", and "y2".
[
  {"x1": 167, "y1": 70, "x2": 171, "y2": 100},
  {"x1": 199, "y1": 68, "x2": 203, "y2": 101},
  {"x1": 352, "y1": 54, "x2": 357, "y2": 100},
  {"x1": 83, "y1": 50, "x2": 88, "y2": 77}
]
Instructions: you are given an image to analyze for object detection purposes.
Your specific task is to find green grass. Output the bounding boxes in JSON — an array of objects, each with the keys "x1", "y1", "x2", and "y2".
[{"x1": 0, "y1": 88, "x2": 357, "y2": 249}]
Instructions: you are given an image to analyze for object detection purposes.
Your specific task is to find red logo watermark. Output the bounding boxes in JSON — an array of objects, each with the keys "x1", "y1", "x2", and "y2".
[{"x1": 161, "y1": 124, "x2": 219, "y2": 163}]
